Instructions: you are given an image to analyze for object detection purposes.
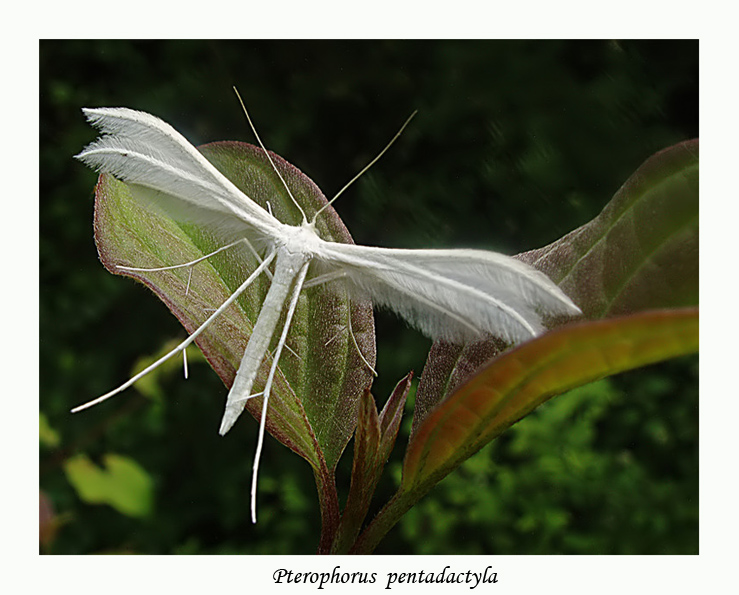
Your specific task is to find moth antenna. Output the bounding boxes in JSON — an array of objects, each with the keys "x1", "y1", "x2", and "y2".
[
  {"x1": 312, "y1": 110, "x2": 417, "y2": 224},
  {"x1": 233, "y1": 86, "x2": 308, "y2": 223}
]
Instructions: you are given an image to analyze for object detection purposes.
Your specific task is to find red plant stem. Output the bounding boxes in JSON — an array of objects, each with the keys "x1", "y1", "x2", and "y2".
[{"x1": 314, "y1": 463, "x2": 341, "y2": 554}]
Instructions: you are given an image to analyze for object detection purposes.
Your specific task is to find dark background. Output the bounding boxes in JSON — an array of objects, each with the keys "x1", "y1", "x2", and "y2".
[{"x1": 40, "y1": 40, "x2": 698, "y2": 554}]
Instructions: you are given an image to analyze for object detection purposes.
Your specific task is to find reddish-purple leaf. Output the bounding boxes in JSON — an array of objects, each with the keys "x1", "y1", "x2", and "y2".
[
  {"x1": 414, "y1": 140, "x2": 699, "y2": 424},
  {"x1": 332, "y1": 374, "x2": 412, "y2": 553}
]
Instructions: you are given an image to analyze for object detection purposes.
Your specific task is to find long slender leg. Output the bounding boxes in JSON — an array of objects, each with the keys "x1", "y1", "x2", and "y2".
[
  {"x1": 302, "y1": 268, "x2": 347, "y2": 289},
  {"x1": 71, "y1": 249, "x2": 277, "y2": 413},
  {"x1": 346, "y1": 308, "x2": 377, "y2": 376},
  {"x1": 185, "y1": 267, "x2": 193, "y2": 296},
  {"x1": 323, "y1": 321, "x2": 376, "y2": 377},
  {"x1": 231, "y1": 390, "x2": 264, "y2": 405},
  {"x1": 117, "y1": 238, "x2": 253, "y2": 273},
  {"x1": 282, "y1": 343, "x2": 302, "y2": 361},
  {"x1": 118, "y1": 236, "x2": 275, "y2": 287},
  {"x1": 250, "y1": 259, "x2": 311, "y2": 523},
  {"x1": 304, "y1": 270, "x2": 376, "y2": 376}
]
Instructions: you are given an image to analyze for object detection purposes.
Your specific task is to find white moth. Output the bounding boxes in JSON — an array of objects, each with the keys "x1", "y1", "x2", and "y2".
[{"x1": 73, "y1": 104, "x2": 581, "y2": 522}]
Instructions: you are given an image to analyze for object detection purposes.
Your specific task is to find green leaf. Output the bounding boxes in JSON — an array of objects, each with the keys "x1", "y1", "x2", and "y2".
[
  {"x1": 64, "y1": 453, "x2": 154, "y2": 518},
  {"x1": 93, "y1": 142, "x2": 376, "y2": 475}
]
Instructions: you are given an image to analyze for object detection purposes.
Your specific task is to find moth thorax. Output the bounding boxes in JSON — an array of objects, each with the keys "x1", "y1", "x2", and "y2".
[{"x1": 279, "y1": 220, "x2": 322, "y2": 256}]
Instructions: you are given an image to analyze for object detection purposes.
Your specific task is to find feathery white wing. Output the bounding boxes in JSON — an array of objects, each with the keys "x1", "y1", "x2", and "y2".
[
  {"x1": 75, "y1": 107, "x2": 282, "y2": 239},
  {"x1": 314, "y1": 241, "x2": 582, "y2": 345}
]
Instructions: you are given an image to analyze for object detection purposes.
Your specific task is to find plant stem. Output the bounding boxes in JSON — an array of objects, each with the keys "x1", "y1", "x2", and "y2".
[
  {"x1": 314, "y1": 462, "x2": 341, "y2": 554},
  {"x1": 348, "y1": 490, "x2": 415, "y2": 554}
]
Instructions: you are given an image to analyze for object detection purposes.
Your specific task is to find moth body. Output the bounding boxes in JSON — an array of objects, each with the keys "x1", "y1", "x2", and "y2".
[{"x1": 73, "y1": 105, "x2": 581, "y2": 522}]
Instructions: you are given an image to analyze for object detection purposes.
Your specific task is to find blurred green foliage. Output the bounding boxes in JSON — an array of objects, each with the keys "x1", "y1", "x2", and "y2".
[
  {"x1": 399, "y1": 361, "x2": 698, "y2": 554},
  {"x1": 63, "y1": 453, "x2": 154, "y2": 518},
  {"x1": 40, "y1": 40, "x2": 697, "y2": 554}
]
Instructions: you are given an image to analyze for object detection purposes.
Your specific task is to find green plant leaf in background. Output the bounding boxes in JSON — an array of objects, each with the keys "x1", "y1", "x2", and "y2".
[
  {"x1": 92, "y1": 141, "x2": 376, "y2": 540},
  {"x1": 63, "y1": 454, "x2": 154, "y2": 518},
  {"x1": 39, "y1": 413, "x2": 61, "y2": 448}
]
